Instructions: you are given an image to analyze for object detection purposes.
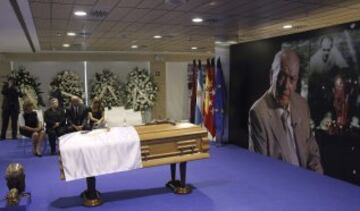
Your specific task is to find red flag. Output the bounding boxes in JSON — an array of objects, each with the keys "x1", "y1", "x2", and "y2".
[{"x1": 203, "y1": 58, "x2": 216, "y2": 136}]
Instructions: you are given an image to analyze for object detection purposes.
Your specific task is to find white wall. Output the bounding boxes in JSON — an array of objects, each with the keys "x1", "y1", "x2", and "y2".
[{"x1": 165, "y1": 62, "x2": 190, "y2": 121}]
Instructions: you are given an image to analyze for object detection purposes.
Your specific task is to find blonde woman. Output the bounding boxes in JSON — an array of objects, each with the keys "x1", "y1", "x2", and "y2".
[{"x1": 19, "y1": 100, "x2": 45, "y2": 157}]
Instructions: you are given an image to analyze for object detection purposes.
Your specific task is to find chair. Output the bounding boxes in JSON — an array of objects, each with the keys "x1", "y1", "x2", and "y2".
[
  {"x1": 104, "y1": 106, "x2": 143, "y2": 127},
  {"x1": 18, "y1": 109, "x2": 48, "y2": 154}
]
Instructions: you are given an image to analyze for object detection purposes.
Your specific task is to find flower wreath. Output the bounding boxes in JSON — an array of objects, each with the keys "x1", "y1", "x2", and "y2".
[
  {"x1": 90, "y1": 69, "x2": 125, "y2": 108},
  {"x1": 125, "y1": 67, "x2": 158, "y2": 111},
  {"x1": 8, "y1": 66, "x2": 44, "y2": 108},
  {"x1": 50, "y1": 70, "x2": 83, "y2": 106}
]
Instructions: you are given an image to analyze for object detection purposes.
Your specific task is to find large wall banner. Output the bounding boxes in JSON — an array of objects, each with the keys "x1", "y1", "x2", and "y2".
[{"x1": 230, "y1": 21, "x2": 360, "y2": 184}]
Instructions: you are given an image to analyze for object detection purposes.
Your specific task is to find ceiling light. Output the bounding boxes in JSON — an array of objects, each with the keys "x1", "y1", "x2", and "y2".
[
  {"x1": 192, "y1": 17, "x2": 203, "y2": 23},
  {"x1": 74, "y1": 10, "x2": 87, "y2": 16},
  {"x1": 62, "y1": 44, "x2": 70, "y2": 48},
  {"x1": 191, "y1": 46, "x2": 198, "y2": 50},
  {"x1": 67, "y1": 32, "x2": 76, "y2": 36},
  {"x1": 153, "y1": 35, "x2": 162, "y2": 39},
  {"x1": 283, "y1": 24, "x2": 293, "y2": 29},
  {"x1": 227, "y1": 41, "x2": 237, "y2": 44},
  {"x1": 131, "y1": 45, "x2": 138, "y2": 49},
  {"x1": 209, "y1": 1, "x2": 216, "y2": 6}
]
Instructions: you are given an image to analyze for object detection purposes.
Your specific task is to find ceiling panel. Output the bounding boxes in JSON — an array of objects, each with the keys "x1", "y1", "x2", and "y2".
[
  {"x1": 28, "y1": 0, "x2": 360, "y2": 52},
  {"x1": 137, "y1": 9, "x2": 168, "y2": 23},
  {"x1": 96, "y1": 21, "x2": 117, "y2": 32},
  {"x1": 52, "y1": 20, "x2": 68, "y2": 30},
  {"x1": 137, "y1": 0, "x2": 164, "y2": 9},
  {"x1": 121, "y1": 8, "x2": 151, "y2": 22},
  {"x1": 30, "y1": 2, "x2": 51, "y2": 19},
  {"x1": 105, "y1": 7, "x2": 133, "y2": 21},
  {"x1": 75, "y1": 0, "x2": 97, "y2": 5},
  {"x1": 117, "y1": 0, "x2": 143, "y2": 8},
  {"x1": 52, "y1": 3, "x2": 73, "y2": 19}
]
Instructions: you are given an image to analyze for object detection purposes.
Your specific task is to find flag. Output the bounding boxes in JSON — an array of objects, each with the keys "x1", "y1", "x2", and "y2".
[
  {"x1": 203, "y1": 58, "x2": 216, "y2": 137},
  {"x1": 194, "y1": 60, "x2": 203, "y2": 125},
  {"x1": 214, "y1": 58, "x2": 226, "y2": 140},
  {"x1": 189, "y1": 60, "x2": 197, "y2": 123}
]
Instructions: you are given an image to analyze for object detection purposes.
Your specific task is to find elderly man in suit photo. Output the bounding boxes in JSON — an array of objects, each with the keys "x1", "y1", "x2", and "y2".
[{"x1": 248, "y1": 48, "x2": 323, "y2": 173}]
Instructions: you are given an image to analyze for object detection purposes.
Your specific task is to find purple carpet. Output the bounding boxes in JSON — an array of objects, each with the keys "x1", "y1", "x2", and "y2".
[{"x1": 1, "y1": 140, "x2": 360, "y2": 211}]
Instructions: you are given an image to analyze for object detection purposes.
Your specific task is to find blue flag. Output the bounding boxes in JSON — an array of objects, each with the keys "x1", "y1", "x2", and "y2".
[
  {"x1": 214, "y1": 58, "x2": 226, "y2": 139},
  {"x1": 194, "y1": 61, "x2": 203, "y2": 125}
]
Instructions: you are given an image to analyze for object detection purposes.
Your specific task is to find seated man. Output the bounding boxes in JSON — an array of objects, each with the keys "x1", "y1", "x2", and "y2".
[
  {"x1": 44, "y1": 98, "x2": 67, "y2": 155},
  {"x1": 66, "y1": 96, "x2": 88, "y2": 132},
  {"x1": 19, "y1": 100, "x2": 45, "y2": 157}
]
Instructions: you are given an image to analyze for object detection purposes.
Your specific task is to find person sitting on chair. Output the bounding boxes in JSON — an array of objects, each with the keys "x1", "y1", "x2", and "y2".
[
  {"x1": 18, "y1": 100, "x2": 45, "y2": 157},
  {"x1": 44, "y1": 98, "x2": 67, "y2": 155},
  {"x1": 88, "y1": 97, "x2": 105, "y2": 129},
  {"x1": 66, "y1": 96, "x2": 89, "y2": 132}
]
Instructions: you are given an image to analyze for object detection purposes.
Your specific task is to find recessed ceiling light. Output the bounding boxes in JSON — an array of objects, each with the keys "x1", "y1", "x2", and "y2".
[
  {"x1": 283, "y1": 24, "x2": 293, "y2": 29},
  {"x1": 215, "y1": 41, "x2": 222, "y2": 44},
  {"x1": 153, "y1": 35, "x2": 162, "y2": 39},
  {"x1": 67, "y1": 32, "x2": 76, "y2": 36},
  {"x1": 227, "y1": 41, "x2": 237, "y2": 44},
  {"x1": 209, "y1": 1, "x2": 216, "y2": 6},
  {"x1": 191, "y1": 46, "x2": 198, "y2": 50},
  {"x1": 131, "y1": 45, "x2": 138, "y2": 49},
  {"x1": 192, "y1": 17, "x2": 203, "y2": 23},
  {"x1": 74, "y1": 10, "x2": 87, "y2": 16},
  {"x1": 62, "y1": 43, "x2": 70, "y2": 48}
]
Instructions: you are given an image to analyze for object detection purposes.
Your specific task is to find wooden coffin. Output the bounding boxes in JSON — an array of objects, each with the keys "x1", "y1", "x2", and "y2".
[
  {"x1": 135, "y1": 122, "x2": 210, "y2": 167},
  {"x1": 59, "y1": 122, "x2": 209, "y2": 179}
]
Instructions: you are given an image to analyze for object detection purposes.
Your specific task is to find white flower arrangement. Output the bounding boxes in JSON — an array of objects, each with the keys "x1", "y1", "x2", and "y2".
[
  {"x1": 90, "y1": 69, "x2": 125, "y2": 108},
  {"x1": 350, "y1": 117, "x2": 360, "y2": 129},
  {"x1": 317, "y1": 112, "x2": 359, "y2": 134},
  {"x1": 8, "y1": 66, "x2": 44, "y2": 108},
  {"x1": 50, "y1": 70, "x2": 83, "y2": 106},
  {"x1": 317, "y1": 112, "x2": 333, "y2": 131},
  {"x1": 125, "y1": 67, "x2": 158, "y2": 111}
]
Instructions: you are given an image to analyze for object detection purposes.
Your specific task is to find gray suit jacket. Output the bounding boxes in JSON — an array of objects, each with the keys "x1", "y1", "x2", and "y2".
[{"x1": 248, "y1": 90, "x2": 323, "y2": 173}]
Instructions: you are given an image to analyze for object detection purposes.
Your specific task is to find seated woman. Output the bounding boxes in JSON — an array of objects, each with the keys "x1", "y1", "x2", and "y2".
[
  {"x1": 19, "y1": 100, "x2": 45, "y2": 157},
  {"x1": 88, "y1": 97, "x2": 106, "y2": 129}
]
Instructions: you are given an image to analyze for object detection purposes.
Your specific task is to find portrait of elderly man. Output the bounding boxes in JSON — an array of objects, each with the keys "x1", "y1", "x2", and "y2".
[
  {"x1": 310, "y1": 35, "x2": 348, "y2": 74},
  {"x1": 248, "y1": 48, "x2": 323, "y2": 173}
]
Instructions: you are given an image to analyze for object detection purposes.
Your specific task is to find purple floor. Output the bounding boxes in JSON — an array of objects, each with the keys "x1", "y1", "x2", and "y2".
[{"x1": 1, "y1": 140, "x2": 360, "y2": 211}]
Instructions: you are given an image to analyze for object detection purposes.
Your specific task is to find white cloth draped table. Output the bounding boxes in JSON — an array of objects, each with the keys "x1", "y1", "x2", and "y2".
[{"x1": 59, "y1": 127, "x2": 142, "y2": 181}]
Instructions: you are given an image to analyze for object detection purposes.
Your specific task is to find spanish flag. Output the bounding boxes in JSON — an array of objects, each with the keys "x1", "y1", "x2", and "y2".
[{"x1": 203, "y1": 58, "x2": 216, "y2": 137}]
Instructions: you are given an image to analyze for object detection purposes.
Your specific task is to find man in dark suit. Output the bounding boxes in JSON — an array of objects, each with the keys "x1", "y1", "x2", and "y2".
[
  {"x1": 44, "y1": 98, "x2": 67, "y2": 155},
  {"x1": 66, "y1": 96, "x2": 88, "y2": 132},
  {"x1": 248, "y1": 49, "x2": 323, "y2": 173},
  {"x1": 1, "y1": 77, "x2": 22, "y2": 140}
]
